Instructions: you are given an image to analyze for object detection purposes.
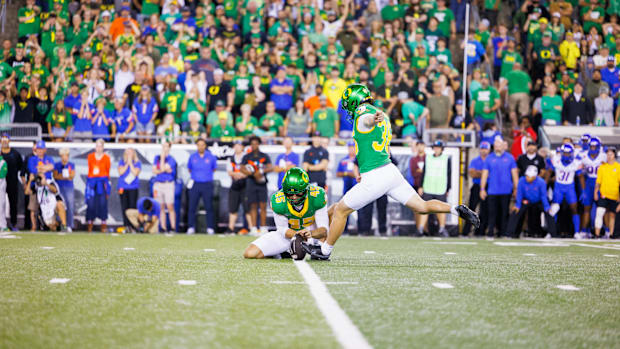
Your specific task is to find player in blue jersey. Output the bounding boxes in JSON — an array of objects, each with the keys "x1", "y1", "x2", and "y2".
[
  {"x1": 549, "y1": 144, "x2": 584, "y2": 238},
  {"x1": 579, "y1": 137, "x2": 606, "y2": 237}
]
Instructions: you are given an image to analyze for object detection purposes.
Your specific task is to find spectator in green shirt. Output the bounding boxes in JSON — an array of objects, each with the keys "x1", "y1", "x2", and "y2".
[
  {"x1": 210, "y1": 112, "x2": 237, "y2": 139},
  {"x1": 428, "y1": 0, "x2": 456, "y2": 40},
  {"x1": 312, "y1": 95, "x2": 339, "y2": 138},
  {"x1": 206, "y1": 100, "x2": 233, "y2": 135},
  {"x1": 235, "y1": 104, "x2": 258, "y2": 137},
  {"x1": 541, "y1": 83, "x2": 563, "y2": 125},
  {"x1": 259, "y1": 101, "x2": 285, "y2": 136},
  {"x1": 471, "y1": 73, "x2": 500, "y2": 128},
  {"x1": 18, "y1": 0, "x2": 41, "y2": 39},
  {"x1": 400, "y1": 92, "x2": 429, "y2": 139},
  {"x1": 501, "y1": 61, "x2": 532, "y2": 126},
  {"x1": 161, "y1": 79, "x2": 185, "y2": 124},
  {"x1": 47, "y1": 100, "x2": 73, "y2": 142}
]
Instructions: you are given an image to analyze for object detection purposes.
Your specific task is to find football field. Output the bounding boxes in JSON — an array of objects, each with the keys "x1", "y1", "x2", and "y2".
[{"x1": 1, "y1": 233, "x2": 619, "y2": 348}]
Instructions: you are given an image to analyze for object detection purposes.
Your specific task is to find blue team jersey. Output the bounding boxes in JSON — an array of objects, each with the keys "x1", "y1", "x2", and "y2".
[
  {"x1": 469, "y1": 156, "x2": 486, "y2": 185},
  {"x1": 275, "y1": 152, "x2": 300, "y2": 188},
  {"x1": 28, "y1": 155, "x2": 54, "y2": 179},
  {"x1": 53, "y1": 161, "x2": 75, "y2": 188},
  {"x1": 483, "y1": 152, "x2": 516, "y2": 195},
  {"x1": 188, "y1": 151, "x2": 217, "y2": 183},
  {"x1": 337, "y1": 155, "x2": 357, "y2": 194},
  {"x1": 153, "y1": 155, "x2": 177, "y2": 182},
  {"x1": 118, "y1": 159, "x2": 141, "y2": 190}
]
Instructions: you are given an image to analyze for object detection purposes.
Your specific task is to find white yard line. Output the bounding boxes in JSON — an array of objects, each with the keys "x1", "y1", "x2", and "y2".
[
  {"x1": 432, "y1": 283, "x2": 454, "y2": 289},
  {"x1": 571, "y1": 243, "x2": 620, "y2": 251},
  {"x1": 556, "y1": 285, "x2": 580, "y2": 291},
  {"x1": 423, "y1": 241, "x2": 478, "y2": 245},
  {"x1": 49, "y1": 278, "x2": 70, "y2": 284},
  {"x1": 294, "y1": 260, "x2": 372, "y2": 349}
]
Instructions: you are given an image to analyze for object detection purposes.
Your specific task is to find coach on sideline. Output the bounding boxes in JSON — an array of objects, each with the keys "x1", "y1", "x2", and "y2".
[
  {"x1": 186, "y1": 138, "x2": 217, "y2": 235},
  {"x1": 506, "y1": 166, "x2": 555, "y2": 238}
]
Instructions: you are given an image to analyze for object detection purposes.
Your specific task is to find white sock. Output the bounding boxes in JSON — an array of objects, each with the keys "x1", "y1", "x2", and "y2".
[
  {"x1": 321, "y1": 242, "x2": 333, "y2": 255},
  {"x1": 450, "y1": 205, "x2": 459, "y2": 216}
]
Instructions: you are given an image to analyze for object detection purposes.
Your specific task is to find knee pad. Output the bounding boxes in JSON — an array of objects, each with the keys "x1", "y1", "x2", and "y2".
[{"x1": 595, "y1": 207, "x2": 606, "y2": 229}]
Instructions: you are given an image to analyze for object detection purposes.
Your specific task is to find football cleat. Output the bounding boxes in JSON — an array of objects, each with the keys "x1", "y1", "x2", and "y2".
[
  {"x1": 456, "y1": 205, "x2": 480, "y2": 229},
  {"x1": 301, "y1": 242, "x2": 330, "y2": 261}
]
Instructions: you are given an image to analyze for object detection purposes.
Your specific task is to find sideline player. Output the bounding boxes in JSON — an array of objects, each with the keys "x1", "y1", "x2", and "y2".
[
  {"x1": 593, "y1": 146, "x2": 620, "y2": 238},
  {"x1": 579, "y1": 137, "x2": 606, "y2": 237},
  {"x1": 304, "y1": 84, "x2": 480, "y2": 260},
  {"x1": 243, "y1": 167, "x2": 328, "y2": 259},
  {"x1": 549, "y1": 143, "x2": 583, "y2": 238}
]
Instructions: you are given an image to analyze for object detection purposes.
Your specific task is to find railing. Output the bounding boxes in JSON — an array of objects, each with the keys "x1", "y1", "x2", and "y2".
[
  {"x1": 422, "y1": 129, "x2": 477, "y2": 148},
  {"x1": 0, "y1": 123, "x2": 42, "y2": 140},
  {"x1": 40, "y1": 133, "x2": 432, "y2": 146}
]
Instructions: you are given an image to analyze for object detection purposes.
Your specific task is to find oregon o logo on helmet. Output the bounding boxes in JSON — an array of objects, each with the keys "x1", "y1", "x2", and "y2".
[
  {"x1": 302, "y1": 172, "x2": 309, "y2": 183},
  {"x1": 343, "y1": 88, "x2": 352, "y2": 99}
]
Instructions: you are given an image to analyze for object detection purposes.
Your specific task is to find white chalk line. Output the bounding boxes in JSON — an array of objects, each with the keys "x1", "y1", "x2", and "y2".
[
  {"x1": 424, "y1": 241, "x2": 478, "y2": 245},
  {"x1": 523, "y1": 253, "x2": 537, "y2": 256},
  {"x1": 603, "y1": 254, "x2": 618, "y2": 258},
  {"x1": 177, "y1": 280, "x2": 197, "y2": 285},
  {"x1": 49, "y1": 278, "x2": 70, "y2": 284},
  {"x1": 556, "y1": 284, "x2": 580, "y2": 291},
  {"x1": 203, "y1": 248, "x2": 216, "y2": 252},
  {"x1": 444, "y1": 252, "x2": 457, "y2": 255},
  {"x1": 41, "y1": 246, "x2": 55, "y2": 250},
  {"x1": 432, "y1": 283, "x2": 454, "y2": 289},
  {"x1": 571, "y1": 243, "x2": 620, "y2": 251},
  {"x1": 123, "y1": 247, "x2": 135, "y2": 251},
  {"x1": 494, "y1": 242, "x2": 569, "y2": 247},
  {"x1": 363, "y1": 250, "x2": 376, "y2": 254},
  {"x1": 294, "y1": 260, "x2": 372, "y2": 349}
]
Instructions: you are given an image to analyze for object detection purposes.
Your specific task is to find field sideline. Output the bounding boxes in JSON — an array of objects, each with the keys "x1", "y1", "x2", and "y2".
[{"x1": 1, "y1": 233, "x2": 619, "y2": 348}]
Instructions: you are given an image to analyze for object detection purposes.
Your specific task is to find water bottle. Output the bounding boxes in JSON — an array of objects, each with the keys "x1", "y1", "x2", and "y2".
[{"x1": 576, "y1": 116, "x2": 581, "y2": 125}]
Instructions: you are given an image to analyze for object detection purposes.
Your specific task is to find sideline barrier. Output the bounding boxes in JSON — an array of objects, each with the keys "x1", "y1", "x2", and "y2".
[{"x1": 10, "y1": 141, "x2": 463, "y2": 232}]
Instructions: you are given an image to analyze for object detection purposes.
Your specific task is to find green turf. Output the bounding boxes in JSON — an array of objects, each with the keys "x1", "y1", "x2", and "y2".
[{"x1": 1, "y1": 234, "x2": 619, "y2": 348}]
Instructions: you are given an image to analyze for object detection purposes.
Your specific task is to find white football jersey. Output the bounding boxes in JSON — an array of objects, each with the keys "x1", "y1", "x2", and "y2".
[
  {"x1": 552, "y1": 155, "x2": 582, "y2": 185},
  {"x1": 580, "y1": 151, "x2": 606, "y2": 179}
]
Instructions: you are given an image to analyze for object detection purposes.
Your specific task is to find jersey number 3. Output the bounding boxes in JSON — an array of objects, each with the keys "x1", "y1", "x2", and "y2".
[{"x1": 372, "y1": 120, "x2": 392, "y2": 153}]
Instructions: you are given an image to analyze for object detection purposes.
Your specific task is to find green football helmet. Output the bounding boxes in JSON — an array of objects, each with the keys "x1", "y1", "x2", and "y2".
[
  {"x1": 340, "y1": 83, "x2": 373, "y2": 120},
  {"x1": 281, "y1": 167, "x2": 310, "y2": 206}
]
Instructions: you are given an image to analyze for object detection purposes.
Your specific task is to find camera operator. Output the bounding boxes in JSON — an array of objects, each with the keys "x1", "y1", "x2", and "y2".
[{"x1": 24, "y1": 173, "x2": 68, "y2": 232}]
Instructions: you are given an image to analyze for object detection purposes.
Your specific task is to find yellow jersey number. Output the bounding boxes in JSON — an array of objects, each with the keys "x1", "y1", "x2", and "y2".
[
  {"x1": 371, "y1": 120, "x2": 392, "y2": 153},
  {"x1": 289, "y1": 217, "x2": 315, "y2": 230}
]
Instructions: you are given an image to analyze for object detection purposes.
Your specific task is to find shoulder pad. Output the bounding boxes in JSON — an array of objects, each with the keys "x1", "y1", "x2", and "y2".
[
  {"x1": 270, "y1": 191, "x2": 288, "y2": 215},
  {"x1": 308, "y1": 186, "x2": 327, "y2": 209}
]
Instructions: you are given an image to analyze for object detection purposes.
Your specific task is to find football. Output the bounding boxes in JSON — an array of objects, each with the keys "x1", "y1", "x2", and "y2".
[{"x1": 290, "y1": 234, "x2": 306, "y2": 260}]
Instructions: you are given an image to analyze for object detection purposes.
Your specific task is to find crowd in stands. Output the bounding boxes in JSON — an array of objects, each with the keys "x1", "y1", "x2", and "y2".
[
  {"x1": 4, "y1": 0, "x2": 620, "y2": 145},
  {"x1": 0, "y1": 0, "x2": 617, "y2": 237}
]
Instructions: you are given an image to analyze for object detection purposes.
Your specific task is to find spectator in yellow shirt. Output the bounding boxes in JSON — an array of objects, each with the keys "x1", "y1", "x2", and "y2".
[
  {"x1": 594, "y1": 146, "x2": 620, "y2": 238},
  {"x1": 559, "y1": 32, "x2": 580, "y2": 70},
  {"x1": 323, "y1": 67, "x2": 347, "y2": 108}
]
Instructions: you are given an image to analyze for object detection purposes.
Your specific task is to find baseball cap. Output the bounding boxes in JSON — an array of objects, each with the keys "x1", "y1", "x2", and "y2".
[
  {"x1": 319, "y1": 94, "x2": 327, "y2": 101},
  {"x1": 215, "y1": 100, "x2": 225, "y2": 107},
  {"x1": 543, "y1": 31, "x2": 552, "y2": 37},
  {"x1": 455, "y1": 99, "x2": 463, "y2": 105},
  {"x1": 313, "y1": 131, "x2": 322, "y2": 137},
  {"x1": 1, "y1": 132, "x2": 9, "y2": 139},
  {"x1": 36, "y1": 140, "x2": 46, "y2": 149},
  {"x1": 15, "y1": 43, "x2": 24, "y2": 49},
  {"x1": 432, "y1": 140, "x2": 445, "y2": 148},
  {"x1": 479, "y1": 141, "x2": 491, "y2": 149},
  {"x1": 101, "y1": 10, "x2": 111, "y2": 17},
  {"x1": 181, "y1": 5, "x2": 190, "y2": 12},
  {"x1": 608, "y1": 56, "x2": 615, "y2": 62},
  {"x1": 416, "y1": 28, "x2": 424, "y2": 34},
  {"x1": 527, "y1": 140, "x2": 538, "y2": 147},
  {"x1": 214, "y1": 68, "x2": 224, "y2": 75},
  {"x1": 525, "y1": 165, "x2": 538, "y2": 177},
  {"x1": 553, "y1": 12, "x2": 561, "y2": 18},
  {"x1": 539, "y1": 17, "x2": 548, "y2": 24},
  {"x1": 120, "y1": 5, "x2": 130, "y2": 12}
]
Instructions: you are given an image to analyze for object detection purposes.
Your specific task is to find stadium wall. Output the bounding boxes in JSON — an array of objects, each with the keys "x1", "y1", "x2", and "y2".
[{"x1": 11, "y1": 142, "x2": 461, "y2": 231}]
